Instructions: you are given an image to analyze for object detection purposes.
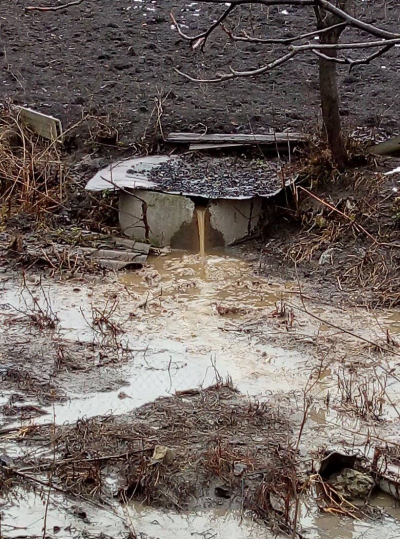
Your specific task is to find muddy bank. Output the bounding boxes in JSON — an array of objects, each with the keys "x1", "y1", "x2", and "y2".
[
  {"x1": 3, "y1": 384, "x2": 293, "y2": 522},
  {"x1": 258, "y1": 159, "x2": 400, "y2": 309}
]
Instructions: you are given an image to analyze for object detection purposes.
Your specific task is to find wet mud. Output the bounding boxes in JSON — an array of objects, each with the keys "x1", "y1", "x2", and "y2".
[{"x1": 1, "y1": 250, "x2": 400, "y2": 537}]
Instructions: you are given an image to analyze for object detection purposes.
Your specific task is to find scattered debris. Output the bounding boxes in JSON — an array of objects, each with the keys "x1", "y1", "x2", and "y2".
[
  {"x1": 328, "y1": 469, "x2": 375, "y2": 500},
  {"x1": 319, "y1": 451, "x2": 358, "y2": 479},
  {"x1": 3, "y1": 231, "x2": 150, "y2": 273},
  {"x1": 216, "y1": 304, "x2": 250, "y2": 316},
  {"x1": 16, "y1": 106, "x2": 63, "y2": 142},
  {"x1": 150, "y1": 445, "x2": 175, "y2": 466},
  {"x1": 318, "y1": 247, "x2": 339, "y2": 266},
  {"x1": 384, "y1": 165, "x2": 400, "y2": 176}
]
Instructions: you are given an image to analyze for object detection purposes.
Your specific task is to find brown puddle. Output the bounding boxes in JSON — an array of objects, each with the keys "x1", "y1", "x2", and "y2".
[
  {"x1": 2, "y1": 249, "x2": 400, "y2": 538},
  {"x1": 120, "y1": 250, "x2": 292, "y2": 311}
]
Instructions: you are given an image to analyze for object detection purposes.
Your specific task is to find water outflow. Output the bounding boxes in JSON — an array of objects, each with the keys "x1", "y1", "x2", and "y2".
[{"x1": 196, "y1": 207, "x2": 206, "y2": 257}]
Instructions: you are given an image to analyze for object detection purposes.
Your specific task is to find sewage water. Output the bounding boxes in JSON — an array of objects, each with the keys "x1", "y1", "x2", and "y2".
[
  {"x1": 2, "y1": 251, "x2": 400, "y2": 426},
  {"x1": 1, "y1": 252, "x2": 303, "y2": 426},
  {"x1": 2, "y1": 250, "x2": 400, "y2": 538},
  {"x1": 196, "y1": 206, "x2": 206, "y2": 257}
]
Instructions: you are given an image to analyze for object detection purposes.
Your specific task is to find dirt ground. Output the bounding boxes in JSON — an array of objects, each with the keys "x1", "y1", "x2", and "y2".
[{"x1": 2, "y1": 0, "x2": 399, "y2": 144}]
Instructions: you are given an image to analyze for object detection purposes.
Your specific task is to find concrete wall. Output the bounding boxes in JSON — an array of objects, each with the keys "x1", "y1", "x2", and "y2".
[
  {"x1": 119, "y1": 189, "x2": 263, "y2": 248},
  {"x1": 209, "y1": 198, "x2": 262, "y2": 246},
  {"x1": 119, "y1": 189, "x2": 195, "y2": 247}
]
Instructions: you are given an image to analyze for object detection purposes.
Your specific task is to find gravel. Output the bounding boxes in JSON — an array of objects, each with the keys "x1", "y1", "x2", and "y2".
[{"x1": 144, "y1": 156, "x2": 295, "y2": 198}]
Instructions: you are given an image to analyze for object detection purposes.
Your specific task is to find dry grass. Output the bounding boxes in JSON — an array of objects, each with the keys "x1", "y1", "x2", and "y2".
[
  {"x1": 264, "y1": 160, "x2": 400, "y2": 308},
  {"x1": 336, "y1": 365, "x2": 388, "y2": 421},
  {"x1": 0, "y1": 107, "x2": 68, "y2": 220}
]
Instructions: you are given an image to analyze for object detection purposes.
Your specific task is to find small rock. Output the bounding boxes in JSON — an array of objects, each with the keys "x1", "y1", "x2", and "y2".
[
  {"x1": 71, "y1": 506, "x2": 88, "y2": 520},
  {"x1": 234, "y1": 463, "x2": 247, "y2": 476},
  {"x1": 318, "y1": 248, "x2": 338, "y2": 265},
  {"x1": 328, "y1": 468, "x2": 375, "y2": 500},
  {"x1": 150, "y1": 445, "x2": 175, "y2": 465}
]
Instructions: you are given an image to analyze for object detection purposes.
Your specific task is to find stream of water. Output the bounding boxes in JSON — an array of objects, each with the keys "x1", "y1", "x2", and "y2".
[{"x1": 196, "y1": 206, "x2": 206, "y2": 257}]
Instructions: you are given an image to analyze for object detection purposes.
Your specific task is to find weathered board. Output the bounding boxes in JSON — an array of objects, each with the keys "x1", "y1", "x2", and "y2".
[
  {"x1": 189, "y1": 143, "x2": 247, "y2": 151},
  {"x1": 369, "y1": 135, "x2": 400, "y2": 157},
  {"x1": 167, "y1": 132, "x2": 307, "y2": 145},
  {"x1": 17, "y1": 107, "x2": 63, "y2": 142}
]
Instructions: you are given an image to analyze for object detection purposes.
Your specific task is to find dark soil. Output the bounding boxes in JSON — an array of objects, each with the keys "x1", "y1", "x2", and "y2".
[
  {"x1": 1, "y1": 1, "x2": 399, "y2": 144},
  {"x1": 146, "y1": 155, "x2": 297, "y2": 198}
]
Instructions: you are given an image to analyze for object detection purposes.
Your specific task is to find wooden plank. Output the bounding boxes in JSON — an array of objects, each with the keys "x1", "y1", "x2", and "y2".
[
  {"x1": 97, "y1": 257, "x2": 147, "y2": 270},
  {"x1": 368, "y1": 135, "x2": 400, "y2": 157},
  {"x1": 111, "y1": 237, "x2": 151, "y2": 254},
  {"x1": 167, "y1": 132, "x2": 307, "y2": 144},
  {"x1": 189, "y1": 143, "x2": 247, "y2": 151},
  {"x1": 77, "y1": 248, "x2": 147, "y2": 261}
]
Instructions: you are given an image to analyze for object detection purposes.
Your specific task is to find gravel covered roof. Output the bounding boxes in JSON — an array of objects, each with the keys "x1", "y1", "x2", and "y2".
[
  {"x1": 142, "y1": 156, "x2": 297, "y2": 199},
  {"x1": 86, "y1": 155, "x2": 299, "y2": 199}
]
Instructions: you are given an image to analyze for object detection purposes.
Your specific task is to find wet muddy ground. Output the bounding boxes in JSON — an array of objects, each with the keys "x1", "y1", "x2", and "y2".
[
  {"x1": 1, "y1": 249, "x2": 400, "y2": 537},
  {"x1": 1, "y1": 1, "x2": 400, "y2": 536},
  {"x1": 2, "y1": 0, "x2": 399, "y2": 144}
]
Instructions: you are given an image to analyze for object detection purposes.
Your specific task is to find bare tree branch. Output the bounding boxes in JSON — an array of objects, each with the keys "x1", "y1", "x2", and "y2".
[
  {"x1": 316, "y1": 0, "x2": 400, "y2": 39},
  {"x1": 171, "y1": 5, "x2": 236, "y2": 50},
  {"x1": 181, "y1": 0, "x2": 314, "y2": 4},
  {"x1": 26, "y1": 0, "x2": 85, "y2": 11},
  {"x1": 174, "y1": 0, "x2": 399, "y2": 82},
  {"x1": 174, "y1": 50, "x2": 298, "y2": 82},
  {"x1": 194, "y1": 0, "x2": 400, "y2": 39},
  {"x1": 291, "y1": 37, "x2": 400, "y2": 51},
  {"x1": 311, "y1": 43, "x2": 395, "y2": 69},
  {"x1": 221, "y1": 22, "x2": 347, "y2": 44}
]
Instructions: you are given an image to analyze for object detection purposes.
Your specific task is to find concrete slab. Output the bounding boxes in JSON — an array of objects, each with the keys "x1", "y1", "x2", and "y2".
[
  {"x1": 209, "y1": 198, "x2": 262, "y2": 245},
  {"x1": 85, "y1": 155, "x2": 297, "y2": 200},
  {"x1": 119, "y1": 189, "x2": 195, "y2": 247},
  {"x1": 85, "y1": 156, "x2": 172, "y2": 191}
]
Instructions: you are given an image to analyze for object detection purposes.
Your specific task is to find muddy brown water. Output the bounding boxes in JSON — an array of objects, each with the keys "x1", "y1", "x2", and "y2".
[
  {"x1": 196, "y1": 207, "x2": 206, "y2": 258},
  {"x1": 2, "y1": 249, "x2": 400, "y2": 537},
  {"x1": 1, "y1": 251, "x2": 305, "y2": 424}
]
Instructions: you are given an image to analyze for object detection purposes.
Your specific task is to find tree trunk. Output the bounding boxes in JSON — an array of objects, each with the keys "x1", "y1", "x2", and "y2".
[{"x1": 319, "y1": 31, "x2": 347, "y2": 169}]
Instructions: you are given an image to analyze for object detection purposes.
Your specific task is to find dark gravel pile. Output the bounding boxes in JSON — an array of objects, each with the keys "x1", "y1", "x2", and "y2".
[{"x1": 146, "y1": 157, "x2": 294, "y2": 198}]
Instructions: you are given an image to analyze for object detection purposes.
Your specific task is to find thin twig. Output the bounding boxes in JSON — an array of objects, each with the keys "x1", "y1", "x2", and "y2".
[{"x1": 26, "y1": 0, "x2": 85, "y2": 12}]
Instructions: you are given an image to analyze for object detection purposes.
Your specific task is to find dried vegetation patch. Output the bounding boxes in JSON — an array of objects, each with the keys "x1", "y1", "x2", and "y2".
[{"x1": 7, "y1": 384, "x2": 302, "y2": 534}]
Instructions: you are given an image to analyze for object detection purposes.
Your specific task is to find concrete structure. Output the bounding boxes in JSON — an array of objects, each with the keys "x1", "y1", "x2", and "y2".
[
  {"x1": 86, "y1": 156, "x2": 280, "y2": 249},
  {"x1": 119, "y1": 189, "x2": 263, "y2": 249},
  {"x1": 119, "y1": 190, "x2": 195, "y2": 247},
  {"x1": 209, "y1": 198, "x2": 262, "y2": 246}
]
